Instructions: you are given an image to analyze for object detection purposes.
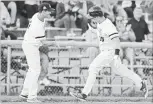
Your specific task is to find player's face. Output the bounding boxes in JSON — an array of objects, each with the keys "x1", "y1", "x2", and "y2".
[
  {"x1": 42, "y1": 10, "x2": 51, "y2": 18},
  {"x1": 89, "y1": 18, "x2": 97, "y2": 29},
  {"x1": 91, "y1": 17, "x2": 101, "y2": 24}
]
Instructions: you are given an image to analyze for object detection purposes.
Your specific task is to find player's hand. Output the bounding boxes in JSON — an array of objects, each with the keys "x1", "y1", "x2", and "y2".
[
  {"x1": 114, "y1": 55, "x2": 119, "y2": 59},
  {"x1": 72, "y1": 6, "x2": 80, "y2": 12},
  {"x1": 51, "y1": 41, "x2": 60, "y2": 48},
  {"x1": 113, "y1": 55, "x2": 121, "y2": 69}
]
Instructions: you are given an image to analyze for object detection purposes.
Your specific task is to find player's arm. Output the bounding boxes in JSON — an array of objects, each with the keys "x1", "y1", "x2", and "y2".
[
  {"x1": 111, "y1": 37, "x2": 120, "y2": 55},
  {"x1": 107, "y1": 23, "x2": 121, "y2": 55},
  {"x1": 108, "y1": 32, "x2": 120, "y2": 49}
]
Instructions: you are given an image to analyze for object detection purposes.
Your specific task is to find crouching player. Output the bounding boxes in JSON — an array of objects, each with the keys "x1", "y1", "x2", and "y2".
[{"x1": 20, "y1": 3, "x2": 54, "y2": 103}]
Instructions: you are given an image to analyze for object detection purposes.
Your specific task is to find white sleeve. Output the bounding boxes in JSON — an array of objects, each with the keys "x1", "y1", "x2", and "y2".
[{"x1": 106, "y1": 22, "x2": 119, "y2": 40}]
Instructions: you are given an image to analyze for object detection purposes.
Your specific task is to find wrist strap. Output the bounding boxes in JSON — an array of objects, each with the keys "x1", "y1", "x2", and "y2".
[{"x1": 115, "y1": 49, "x2": 120, "y2": 55}]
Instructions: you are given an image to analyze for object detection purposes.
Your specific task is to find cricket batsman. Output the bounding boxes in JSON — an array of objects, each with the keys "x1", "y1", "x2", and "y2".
[{"x1": 70, "y1": 6, "x2": 148, "y2": 101}]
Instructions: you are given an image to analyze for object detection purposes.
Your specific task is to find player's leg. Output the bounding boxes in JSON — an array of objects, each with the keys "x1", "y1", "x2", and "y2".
[
  {"x1": 21, "y1": 43, "x2": 41, "y2": 101},
  {"x1": 20, "y1": 43, "x2": 31, "y2": 97},
  {"x1": 86, "y1": 47, "x2": 99, "y2": 64},
  {"x1": 112, "y1": 60, "x2": 142, "y2": 88},
  {"x1": 39, "y1": 52, "x2": 50, "y2": 85},
  {"x1": 70, "y1": 50, "x2": 114, "y2": 101},
  {"x1": 111, "y1": 58, "x2": 148, "y2": 98},
  {"x1": 125, "y1": 47, "x2": 134, "y2": 64}
]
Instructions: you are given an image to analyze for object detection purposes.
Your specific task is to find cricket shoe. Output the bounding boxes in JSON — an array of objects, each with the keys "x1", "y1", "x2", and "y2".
[
  {"x1": 39, "y1": 77, "x2": 51, "y2": 86},
  {"x1": 140, "y1": 79, "x2": 148, "y2": 99},
  {"x1": 27, "y1": 98, "x2": 42, "y2": 103},
  {"x1": 19, "y1": 94, "x2": 28, "y2": 99},
  {"x1": 70, "y1": 91, "x2": 87, "y2": 101}
]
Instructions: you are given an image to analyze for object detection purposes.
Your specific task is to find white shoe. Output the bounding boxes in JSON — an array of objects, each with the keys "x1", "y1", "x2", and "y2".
[
  {"x1": 67, "y1": 32, "x2": 72, "y2": 37},
  {"x1": 67, "y1": 32, "x2": 76, "y2": 37},
  {"x1": 39, "y1": 78, "x2": 50, "y2": 86},
  {"x1": 70, "y1": 92, "x2": 87, "y2": 101},
  {"x1": 27, "y1": 98, "x2": 42, "y2": 103},
  {"x1": 71, "y1": 32, "x2": 76, "y2": 37}
]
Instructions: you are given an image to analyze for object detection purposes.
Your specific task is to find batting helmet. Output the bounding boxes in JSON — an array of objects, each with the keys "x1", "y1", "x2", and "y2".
[{"x1": 88, "y1": 6, "x2": 103, "y2": 18}]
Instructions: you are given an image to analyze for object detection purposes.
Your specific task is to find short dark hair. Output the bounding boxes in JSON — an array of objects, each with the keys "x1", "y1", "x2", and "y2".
[{"x1": 38, "y1": 3, "x2": 53, "y2": 12}]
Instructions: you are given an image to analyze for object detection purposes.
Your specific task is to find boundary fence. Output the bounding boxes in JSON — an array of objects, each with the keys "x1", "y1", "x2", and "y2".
[{"x1": 0, "y1": 41, "x2": 153, "y2": 96}]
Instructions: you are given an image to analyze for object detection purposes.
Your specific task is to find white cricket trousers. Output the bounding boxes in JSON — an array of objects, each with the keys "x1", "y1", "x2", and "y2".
[
  {"x1": 82, "y1": 49, "x2": 142, "y2": 95},
  {"x1": 21, "y1": 41, "x2": 41, "y2": 99}
]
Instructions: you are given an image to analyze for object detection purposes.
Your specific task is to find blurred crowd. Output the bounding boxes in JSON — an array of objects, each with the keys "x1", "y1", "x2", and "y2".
[
  {"x1": 0, "y1": 0, "x2": 153, "y2": 77},
  {"x1": 0, "y1": 0, "x2": 152, "y2": 37}
]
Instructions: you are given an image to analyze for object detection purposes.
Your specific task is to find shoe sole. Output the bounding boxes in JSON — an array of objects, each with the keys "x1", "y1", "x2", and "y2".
[
  {"x1": 27, "y1": 100, "x2": 42, "y2": 103},
  {"x1": 70, "y1": 92, "x2": 86, "y2": 102},
  {"x1": 19, "y1": 95, "x2": 28, "y2": 99},
  {"x1": 27, "y1": 101, "x2": 42, "y2": 103}
]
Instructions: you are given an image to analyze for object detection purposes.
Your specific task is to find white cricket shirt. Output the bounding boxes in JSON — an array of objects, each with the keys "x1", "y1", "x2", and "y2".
[
  {"x1": 97, "y1": 18, "x2": 119, "y2": 51},
  {"x1": 23, "y1": 13, "x2": 46, "y2": 46}
]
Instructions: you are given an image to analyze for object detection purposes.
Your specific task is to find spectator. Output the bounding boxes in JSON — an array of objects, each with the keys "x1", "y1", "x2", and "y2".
[
  {"x1": 82, "y1": 19, "x2": 99, "y2": 63},
  {"x1": 74, "y1": 0, "x2": 94, "y2": 33},
  {"x1": 100, "y1": 0, "x2": 116, "y2": 23},
  {"x1": 1, "y1": 28, "x2": 17, "y2": 40},
  {"x1": 113, "y1": 1, "x2": 128, "y2": 21},
  {"x1": 54, "y1": 0, "x2": 93, "y2": 35},
  {"x1": 19, "y1": 10, "x2": 29, "y2": 28},
  {"x1": 131, "y1": 1, "x2": 136, "y2": 11},
  {"x1": 86, "y1": 0, "x2": 95, "y2": 13},
  {"x1": 0, "y1": 2, "x2": 17, "y2": 40},
  {"x1": 141, "y1": 1, "x2": 153, "y2": 21},
  {"x1": 127, "y1": 7, "x2": 150, "y2": 42},
  {"x1": 15, "y1": 1, "x2": 25, "y2": 16},
  {"x1": 15, "y1": 1, "x2": 29, "y2": 28},
  {"x1": 116, "y1": 16, "x2": 136, "y2": 65},
  {"x1": 2, "y1": 1, "x2": 17, "y2": 26},
  {"x1": 0, "y1": 1, "x2": 11, "y2": 27},
  {"x1": 54, "y1": 0, "x2": 77, "y2": 36},
  {"x1": 122, "y1": 1, "x2": 135, "y2": 19},
  {"x1": 24, "y1": 0, "x2": 39, "y2": 19},
  {"x1": 144, "y1": 1, "x2": 153, "y2": 15}
]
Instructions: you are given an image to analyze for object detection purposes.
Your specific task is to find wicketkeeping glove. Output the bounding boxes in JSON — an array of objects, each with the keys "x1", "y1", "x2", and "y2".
[{"x1": 39, "y1": 45, "x2": 49, "y2": 55}]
